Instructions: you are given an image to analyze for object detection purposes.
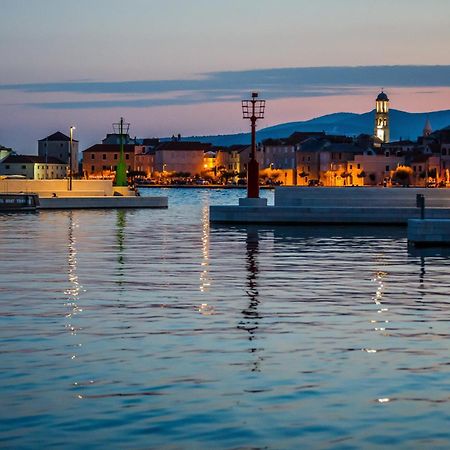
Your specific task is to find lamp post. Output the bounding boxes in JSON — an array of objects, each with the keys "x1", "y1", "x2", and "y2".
[
  {"x1": 242, "y1": 92, "x2": 265, "y2": 198},
  {"x1": 69, "y1": 126, "x2": 76, "y2": 190}
]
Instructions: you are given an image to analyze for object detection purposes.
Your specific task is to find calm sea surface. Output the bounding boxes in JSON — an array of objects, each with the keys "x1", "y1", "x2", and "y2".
[{"x1": 1, "y1": 188, "x2": 450, "y2": 449}]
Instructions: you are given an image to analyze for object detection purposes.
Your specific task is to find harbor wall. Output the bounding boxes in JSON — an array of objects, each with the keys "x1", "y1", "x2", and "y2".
[{"x1": 0, "y1": 179, "x2": 127, "y2": 197}]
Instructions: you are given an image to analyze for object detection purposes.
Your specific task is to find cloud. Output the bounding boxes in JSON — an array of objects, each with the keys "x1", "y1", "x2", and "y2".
[{"x1": 1, "y1": 65, "x2": 450, "y2": 109}]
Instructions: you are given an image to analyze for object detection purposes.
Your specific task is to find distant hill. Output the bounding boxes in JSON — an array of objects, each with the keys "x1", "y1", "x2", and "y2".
[{"x1": 181, "y1": 109, "x2": 450, "y2": 146}]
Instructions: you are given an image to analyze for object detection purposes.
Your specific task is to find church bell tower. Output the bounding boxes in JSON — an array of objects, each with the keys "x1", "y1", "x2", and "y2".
[{"x1": 374, "y1": 91, "x2": 390, "y2": 145}]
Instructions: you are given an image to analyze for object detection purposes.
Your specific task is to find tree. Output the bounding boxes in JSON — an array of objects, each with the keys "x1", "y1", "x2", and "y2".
[{"x1": 392, "y1": 165, "x2": 413, "y2": 187}]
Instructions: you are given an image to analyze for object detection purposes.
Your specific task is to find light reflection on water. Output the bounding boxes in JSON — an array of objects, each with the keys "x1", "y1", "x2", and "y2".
[{"x1": 1, "y1": 188, "x2": 450, "y2": 449}]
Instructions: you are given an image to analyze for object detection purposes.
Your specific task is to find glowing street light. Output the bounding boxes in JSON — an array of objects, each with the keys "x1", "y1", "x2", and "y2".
[
  {"x1": 242, "y1": 92, "x2": 265, "y2": 198},
  {"x1": 69, "y1": 126, "x2": 76, "y2": 191}
]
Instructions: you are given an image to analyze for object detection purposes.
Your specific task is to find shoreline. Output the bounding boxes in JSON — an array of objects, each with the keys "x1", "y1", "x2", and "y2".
[{"x1": 136, "y1": 184, "x2": 275, "y2": 189}]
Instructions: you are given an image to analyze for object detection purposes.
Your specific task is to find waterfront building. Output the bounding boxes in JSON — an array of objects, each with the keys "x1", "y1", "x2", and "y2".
[
  {"x1": 203, "y1": 150, "x2": 217, "y2": 172},
  {"x1": 348, "y1": 153, "x2": 404, "y2": 186},
  {"x1": 215, "y1": 145, "x2": 249, "y2": 174},
  {"x1": 295, "y1": 135, "x2": 369, "y2": 186},
  {"x1": 0, "y1": 155, "x2": 67, "y2": 179},
  {"x1": 153, "y1": 141, "x2": 212, "y2": 176},
  {"x1": 374, "y1": 91, "x2": 390, "y2": 145},
  {"x1": 82, "y1": 144, "x2": 154, "y2": 179},
  {"x1": 262, "y1": 140, "x2": 296, "y2": 170},
  {"x1": 38, "y1": 131, "x2": 79, "y2": 175}
]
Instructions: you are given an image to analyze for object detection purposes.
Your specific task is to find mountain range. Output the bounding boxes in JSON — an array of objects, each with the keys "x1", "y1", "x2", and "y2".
[{"x1": 182, "y1": 109, "x2": 450, "y2": 146}]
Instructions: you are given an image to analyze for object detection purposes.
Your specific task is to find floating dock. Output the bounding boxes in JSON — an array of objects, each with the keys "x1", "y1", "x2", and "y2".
[
  {"x1": 38, "y1": 196, "x2": 168, "y2": 210},
  {"x1": 408, "y1": 219, "x2": 450, "y2": 246},
  {"x1": 210, "y1": 187, "x2": 450, "y2": 225}
]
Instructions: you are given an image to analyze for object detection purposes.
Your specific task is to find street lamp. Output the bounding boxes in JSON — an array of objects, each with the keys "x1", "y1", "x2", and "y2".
[
  {"x1": 69, "y1": 126, "x2": 76, "y2": 191},
  {"x1": 242, "y1": 92, "x2": 265, "y2": 198}
]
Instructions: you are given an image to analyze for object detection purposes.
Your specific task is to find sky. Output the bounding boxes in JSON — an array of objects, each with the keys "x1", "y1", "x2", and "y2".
[{"x1": 1, "y1": 0, "x2": 450, "y2": 153}]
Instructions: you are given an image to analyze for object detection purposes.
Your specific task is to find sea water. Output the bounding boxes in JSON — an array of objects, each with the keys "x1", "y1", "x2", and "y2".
[{"x1": 1, "y1": 188, "x2": 449, "y2": 449}]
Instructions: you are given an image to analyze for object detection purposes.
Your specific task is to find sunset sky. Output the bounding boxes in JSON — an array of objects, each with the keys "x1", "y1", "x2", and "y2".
[{"x1": 1, "y1": 0, "x2": 450, "y2": 153}]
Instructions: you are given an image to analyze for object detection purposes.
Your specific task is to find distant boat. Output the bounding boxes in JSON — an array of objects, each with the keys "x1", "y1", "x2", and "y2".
[{"x1": 0, "y1": 193, "x2": 39, "y2": 212}]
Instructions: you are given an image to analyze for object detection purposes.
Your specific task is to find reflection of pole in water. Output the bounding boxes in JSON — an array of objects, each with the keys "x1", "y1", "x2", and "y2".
[
  {"x1": 419, "y1": 256, "x2": 425, "y2": 286},
  {"x1": 238, "y1": 228, "x2": 263, "y2": 372},
  {"x1": 116, "y1": 210, "x2": 126, "y2": 285}
]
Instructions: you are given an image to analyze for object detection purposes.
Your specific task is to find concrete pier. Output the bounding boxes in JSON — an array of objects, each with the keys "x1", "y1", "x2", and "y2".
[
  {"x1": 210, "y1": 187, "x2": 450, "y2": 225},
  {"x1": 39, "y1": 196, "x2": 168, "y2": 210},
  {"x1": 408, "y1": 219, "x2": 450, "y2": 245}
]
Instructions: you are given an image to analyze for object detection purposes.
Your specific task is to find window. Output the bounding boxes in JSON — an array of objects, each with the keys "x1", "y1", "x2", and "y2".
[
  {"x1": 385, "y1": 151, "x2": 390, "y2": 157},
  {"x1": 338, "y1": 153, "x2": 342, "y2": 160},
  {"x1": 102, "y1": 154, "x2": 106, "y2": 160},
  {"x1": 443, "y1": 149, "x2": 448, "y2": 156},
  {"x1": 114, "y1": 154, "x2": 118, "y2": 160},
  {"x1": 91, "y1": 154, "x2": 95, "y2": 160},
  {"x1": 125, "y1": 154, "x2": 130, "y2": 160},
  {"x1": 5, "y1": 165, "x2": 10, "y2": 169},
  {"x1": 419, "y1": 166, "x2": 422, "y2": 172},
  {"x1": 349, "y1": 165, "x2": 353, "y2": 170},
  {"x1": 103, "y1": 165, "x2": 107, "y2": 170},
  {"x1": 307, "y1": 156, "x2": 310, "y2": 161},
  {"x1": 357, "y1": 164, "x2": 361, "y2": 169},
  {"x1": 413, "y1": 166, "x2": 417, "y2": 172},
  {"x1": 91, "y1": 166, "x2": 95, "y2": 172},
  {"x1": 21, "y1": 165, "x2": 26, "y2": 169},
  {"x1": 386, "y1": 165, "x2": 390, "y2": 172},
  {"x1": 60, "y1": 143, "x2": 63, "y2": 147}
]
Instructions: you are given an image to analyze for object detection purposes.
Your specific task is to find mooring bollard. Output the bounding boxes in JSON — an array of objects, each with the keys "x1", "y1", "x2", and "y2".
[{"x1": 416, "y1": 194, "x2": 425, "y2": 219}]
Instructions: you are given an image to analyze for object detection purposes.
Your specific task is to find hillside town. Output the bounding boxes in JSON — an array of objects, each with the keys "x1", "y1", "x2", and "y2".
[{"x1": 1, "y1": 91, "x2": 450, "y2": 188}]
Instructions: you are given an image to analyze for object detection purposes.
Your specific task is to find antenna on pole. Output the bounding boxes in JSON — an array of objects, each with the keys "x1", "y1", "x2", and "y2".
[{"x1": 112, "y1": 117, "x2": 130, "y2": 186}]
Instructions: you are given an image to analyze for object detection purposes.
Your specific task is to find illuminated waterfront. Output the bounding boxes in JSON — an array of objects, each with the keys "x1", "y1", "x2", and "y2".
[{"x1": 1, "y1": 188, "x2": 449, "y2": 449}]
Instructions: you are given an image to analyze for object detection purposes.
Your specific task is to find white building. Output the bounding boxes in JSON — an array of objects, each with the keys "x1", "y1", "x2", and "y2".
[
  {"x1": 38, "y1": 131, "x2": 79, "y2": 175},
  {"x1": 0, "y1": 155, "x2": 68, "y2": 179}
]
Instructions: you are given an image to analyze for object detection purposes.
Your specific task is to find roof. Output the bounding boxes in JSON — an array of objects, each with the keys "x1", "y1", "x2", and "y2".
[
  {"x1": 262, "y1": 132, "x2": 325, "y2": 146},
  {"x1": 39, "y1": 131, "x2": 78, "y2": 142},
  {"x1": 155, "y1": 141, "x2": 212, "y2": 151},
  {"x1": 298, "y1": 138, "x2": 365, "y2": 154},
  {"x1": 83, "y1": 144, "x2": 137, "y2": 153},
  {"x1": 297, "y1": 138, "x2": 329, "y2": 153},
  {"x1": 383, "y1": 140, "x2": 415, "y2": 146},
  {"x1": 376, "y1": 91, "x2": 389, "y2": 101},
  {"x1": 2, "y1": 155, "x2": 65, "y2": 164},
  {"x1": 142, "y1": 138, "x2": 160, "y2": 146}
]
